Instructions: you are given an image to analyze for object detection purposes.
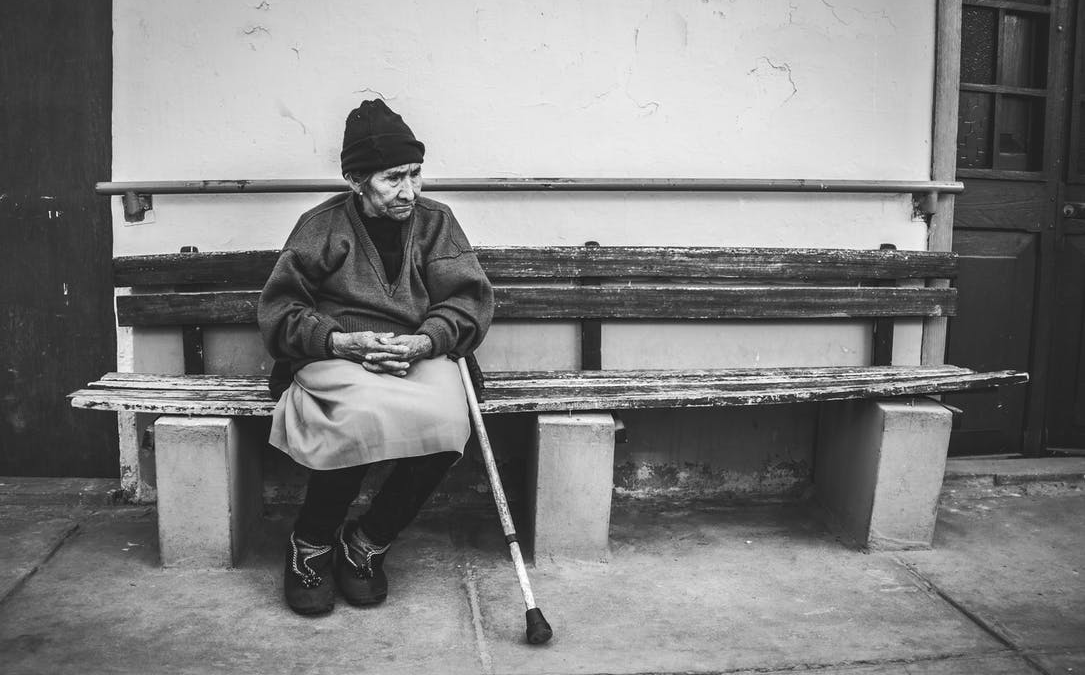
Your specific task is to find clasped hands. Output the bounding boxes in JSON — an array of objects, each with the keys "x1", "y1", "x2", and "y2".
[{"x1": 329, "y1": 331, "x2": 432, "y2": 377}]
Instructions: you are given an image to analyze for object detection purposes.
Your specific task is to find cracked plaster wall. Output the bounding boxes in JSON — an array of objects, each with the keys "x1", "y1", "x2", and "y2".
[{"x1": 111, "y1": 0, "x2": 938, "y2": 500}]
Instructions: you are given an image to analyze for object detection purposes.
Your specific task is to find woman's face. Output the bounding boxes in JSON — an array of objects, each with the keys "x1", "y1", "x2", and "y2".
[{"x1": 355, "y1": 163, "x2": 422, "y2": 221}]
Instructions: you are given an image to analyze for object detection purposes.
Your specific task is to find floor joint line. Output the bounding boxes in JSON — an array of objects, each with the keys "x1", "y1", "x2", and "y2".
[
  {"x1": 449, "y1": 525, "x2": 494, "y2": 675},
  {"x1": 896, "y1": 557, "x2": 1054, "y2": 675},
  {"x1": 0, "y1": 520, "x2": 79, "y2": 606}
]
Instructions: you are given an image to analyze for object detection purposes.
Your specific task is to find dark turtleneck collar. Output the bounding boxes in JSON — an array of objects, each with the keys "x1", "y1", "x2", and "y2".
[{"x1": 353, "y1": 193, "x2": 404, "y2": 281}]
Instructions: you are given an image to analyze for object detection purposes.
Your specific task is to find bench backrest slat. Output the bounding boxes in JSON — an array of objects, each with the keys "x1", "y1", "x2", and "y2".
[
  {"x1": 112, "y1": 246, "x2": 958, "y2": 286},
  {"x1": 115, "y1": 286, "x2": 956, "y2": 326}
]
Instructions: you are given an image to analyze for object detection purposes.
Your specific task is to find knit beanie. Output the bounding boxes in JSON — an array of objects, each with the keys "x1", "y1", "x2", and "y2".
[{"x1": 340, "y1": 99, "x2": 425, "y2": 176}]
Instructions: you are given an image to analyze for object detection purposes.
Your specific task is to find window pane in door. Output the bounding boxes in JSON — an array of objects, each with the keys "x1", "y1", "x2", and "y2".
[
  {"x1": 958, "y1": 91, "x2": 994, "y2": 169},
  {"x1": 997, "y1": 95, "x2": 1045, "y2": 171},
  {"x1": 1001, "y1": 12, "x2": 1048, "y2": 89},
  {"x1": 962, "y1": 6, "x2": 997, "y2": 84}
]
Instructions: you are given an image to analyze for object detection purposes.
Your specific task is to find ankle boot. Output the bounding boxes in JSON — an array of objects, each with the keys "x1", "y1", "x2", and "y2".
[
  {"x1": 283, "y1": 532, "x2": 335, "y2": 615},
  {"x1": 334, "y1": 522, "x2": 390, "y2": 606}
]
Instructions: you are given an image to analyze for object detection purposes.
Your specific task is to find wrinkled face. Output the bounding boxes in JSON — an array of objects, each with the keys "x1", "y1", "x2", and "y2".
[{"x1": 349, "y1": 163, "x2": 422, "y2": 221}]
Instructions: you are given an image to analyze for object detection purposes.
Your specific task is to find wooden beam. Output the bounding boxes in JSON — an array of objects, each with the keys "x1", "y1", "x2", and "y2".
[
  {"x1": 68, "y1": 366, "x2": 1028, "y2": 416},
  {"x1": 113, "y1": 246, "x2": 960, "y2": 287},
  {"x1": 923, "y1": 0, "x2": 963, "y2": 366},
  {"x1": 115, "y1": 286, "x2": 959, "y2": 326}
]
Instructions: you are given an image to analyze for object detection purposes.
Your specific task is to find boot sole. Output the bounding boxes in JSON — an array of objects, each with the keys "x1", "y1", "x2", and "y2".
[
  {"x1": 340, "y1": 592, "x2": 386, "y2": 607},
  {"x1": 288, "y1": 601, "x2": 335, "y2": 616}
]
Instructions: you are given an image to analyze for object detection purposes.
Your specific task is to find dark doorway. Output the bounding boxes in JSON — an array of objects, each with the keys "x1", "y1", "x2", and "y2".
[
  {"x1": 948, "y1": 0, "x2": 1084, "y2": 455},
  {"x1": 0, "y1": 0, "x2": 117, "y2": 475}
]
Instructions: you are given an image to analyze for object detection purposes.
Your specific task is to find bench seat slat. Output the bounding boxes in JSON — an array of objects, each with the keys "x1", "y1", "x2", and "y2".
[
  {"x1": 111, "y1": 247, "x2": 959, "y2": 287},
  {"x1": 482, "y1": 365, "x2": 971, "y2": 387},
  {"x1": 69, "y1": 390, "x2": 273, "y2": 416},
  {"x1": 69, "y1": 367, "x2": 1027, "y2": 415},
  {"x1": 115, "y1": 286, "x2": 957, "y2": 326},
  {"x1": 94, "y1": 364, "x2": 969, "y2": 388},
  {"x1": 480, "y1": 371, "x2": 1027, "y2": 412}
]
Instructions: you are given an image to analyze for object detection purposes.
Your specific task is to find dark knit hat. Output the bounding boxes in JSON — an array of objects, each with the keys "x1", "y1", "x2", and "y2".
[{"x1": 340, "y1": 99, "x2": 425, "y2": 176}]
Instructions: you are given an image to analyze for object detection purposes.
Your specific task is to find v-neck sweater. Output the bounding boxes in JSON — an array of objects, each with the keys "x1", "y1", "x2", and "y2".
[
  {"x1": 354, "y1": 194, "x2": 404, "y2": 281},
  {"x1": 258, "y1": 192, "x2": 494, "y2": 372}
]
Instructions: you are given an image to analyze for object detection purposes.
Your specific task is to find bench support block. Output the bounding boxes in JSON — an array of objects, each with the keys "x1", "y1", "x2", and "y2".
[
  {"x1": 816, "y1": 398, "x2": 952, "y2": 550},
  {"x1": 153, "y1": 416, "x2": 263, "y2": 567},
  {"x1": 530, "y1": 413, "x2": 615, "y2": 563}
]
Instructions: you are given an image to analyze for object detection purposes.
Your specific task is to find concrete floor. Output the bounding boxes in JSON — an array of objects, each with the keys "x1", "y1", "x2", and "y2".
[{"x1": 1, "y1": 470, "x2": 1083, "y2": 674}]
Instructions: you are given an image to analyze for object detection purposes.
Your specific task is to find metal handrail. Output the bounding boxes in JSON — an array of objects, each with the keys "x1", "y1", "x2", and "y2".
[
  {"x1": 97, "y1": 177, "x2": 963, "y2": 194},
  {"x1": 97, "y1": 177, "x2": 963, "y2": 221}
]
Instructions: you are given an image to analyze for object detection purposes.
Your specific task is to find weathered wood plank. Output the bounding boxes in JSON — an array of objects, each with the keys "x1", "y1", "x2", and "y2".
[
  {"x1": 483, "y1": 365, "x2": 970, "y2": 382},
  {"x1": 117, "y1": 291, "x2": 260, "y2": 325},
  {"x1": 91, "y1": 365, "x2": 972, "y2": 390},
  {"x1": 476, "y1": 247, "x2": 959, "y2": 281},
  {"x1": 483, "y1": 370, "x2": 986, "y2": 393},
  {"x1": 476, "y1": 371, "x2": 1029, "y2": 413},
  {"x1": 85, "y1": 366, "x2": 974, "y2": 397},
  {"x1": 114, "y1": 250, "x2": 280, "y2": 286},
  {"x1": 112, "y1": 246, "x2": 959, "y2": 287},
  {"x1": 116, "y1": 286, "x2": 958, "y2": 326},
  {"x1": 68, "y1": 391, "x2": 274, "y2": 416},
  {"x1": 69, "y1": 367, "x2": 1027, "y2": 415},
  {"x1": 496, "y1": 286, "x2": 957, "y2": 319}
]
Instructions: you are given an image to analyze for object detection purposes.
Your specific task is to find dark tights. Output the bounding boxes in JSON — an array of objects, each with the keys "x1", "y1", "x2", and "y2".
[{"x1": 294, "y1": 451, "x2": 458, "y2": 546}]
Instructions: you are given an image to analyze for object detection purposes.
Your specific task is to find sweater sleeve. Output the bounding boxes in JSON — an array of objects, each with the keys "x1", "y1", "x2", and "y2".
[
  {"x1": 257, "y1": 220, "x2": 347, "y2": 361},
  {"x1": 415, "y1": 212, "x2": 494, "y2": 359}
]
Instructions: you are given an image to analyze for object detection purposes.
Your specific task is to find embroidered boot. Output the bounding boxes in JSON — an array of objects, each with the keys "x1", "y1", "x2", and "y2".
[
  {"x1": 283, "y1": 532, "x2": 335, "y2": 616},
  {"x1": 334, "y1": 522, "x2": 390, "y2": 606}
]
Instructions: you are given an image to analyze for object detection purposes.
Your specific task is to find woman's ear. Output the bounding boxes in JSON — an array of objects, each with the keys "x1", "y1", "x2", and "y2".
[{"x1": 343, "y1": 173, "x2": 360, "y2": 193}]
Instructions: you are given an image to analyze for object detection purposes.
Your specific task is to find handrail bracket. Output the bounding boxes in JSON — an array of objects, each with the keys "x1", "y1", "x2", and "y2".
[
  {"x1": 912, "y1": 190, "x2": 941, "y2": 218},
  {"x1": 123, "y1": 191, "x2": 153, "y2": 223}
]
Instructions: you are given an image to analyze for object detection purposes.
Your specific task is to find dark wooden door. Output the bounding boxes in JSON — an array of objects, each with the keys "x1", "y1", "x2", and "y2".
[
  {"x1": 1046, "y1": 3, "x2": 1085, "y2": 450},
  {"x1": 0, "y1": 0, "x2": 117, "y2": 475},
  {"x1": 948, "y1": 0, "x2": 1080, "y2": 456}
]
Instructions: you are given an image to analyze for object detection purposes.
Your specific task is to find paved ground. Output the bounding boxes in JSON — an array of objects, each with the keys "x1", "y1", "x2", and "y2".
[{"x1": 0, "y1": 465, "x2": 1082, "y2": 675}]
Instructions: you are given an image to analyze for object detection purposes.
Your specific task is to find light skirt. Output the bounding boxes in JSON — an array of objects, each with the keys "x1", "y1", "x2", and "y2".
[{"x1": 269, "y1": 357, "x2": 470, "y2": 470}]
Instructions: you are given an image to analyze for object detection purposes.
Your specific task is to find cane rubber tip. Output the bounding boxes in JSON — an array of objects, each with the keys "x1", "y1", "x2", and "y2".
[{"x1": 525, "y1": 607, "x2": 553, "y2": 645}]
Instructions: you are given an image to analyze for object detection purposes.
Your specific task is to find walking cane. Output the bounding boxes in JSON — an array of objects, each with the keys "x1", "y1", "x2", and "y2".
[{"x1": 456, "y1": 357, "x2": 554, "y2": 645}]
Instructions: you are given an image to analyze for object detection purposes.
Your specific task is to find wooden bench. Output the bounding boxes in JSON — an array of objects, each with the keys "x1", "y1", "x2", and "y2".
[{"x1": 70, "y1": 245, "x2": 1027, "y2": 567}]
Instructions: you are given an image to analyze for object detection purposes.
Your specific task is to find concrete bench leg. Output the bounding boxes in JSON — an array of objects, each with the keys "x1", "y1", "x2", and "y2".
[
  {"x1": 529, "y1": 413, "x2": 615, "y2": 563},
  {"x1": 815, "y1": 398, "x2": 952, "y2": 550},
  {"x1": 153, "y1": 416, "x2": 263, "y2": 567}
]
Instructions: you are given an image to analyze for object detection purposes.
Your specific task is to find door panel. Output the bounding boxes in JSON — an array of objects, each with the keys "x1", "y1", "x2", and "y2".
[
  {"x1": 954, "y1": 180, "x2": 1048, "y2": 229},
  {"x1": 950, "y1": 0, "x2": 1074, "y2": 456},
  {"x1": 0, "y1": 0, "x2": 117, "y2": 475},
  {"x1": 1044, "y1": 0, "x2": 1085, "y2": 449},
  {"x1": 1048, "y1": 216, "x2": 1085, "y2": 447},
  {"x1": 946, "y1": 230, "x2": 1036, "y2": 454}
]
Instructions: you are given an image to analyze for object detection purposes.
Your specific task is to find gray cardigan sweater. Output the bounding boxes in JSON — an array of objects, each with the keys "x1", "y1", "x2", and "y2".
[{"x1": 258, "y1": 193, "x2": 494, "y2": 372}]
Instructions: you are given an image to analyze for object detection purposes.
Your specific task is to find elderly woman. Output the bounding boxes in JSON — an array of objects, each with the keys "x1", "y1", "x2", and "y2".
[{"x1": 258, "y1": 99, "x2": 493, "y2": 616}]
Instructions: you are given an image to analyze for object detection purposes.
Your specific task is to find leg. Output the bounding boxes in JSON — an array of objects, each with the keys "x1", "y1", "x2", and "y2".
[
  {"x1": 816, "y1": 398, "x2": 953, "y2": 550},
  {"x1": 358, "y1": 450, "x2": 459, "y2": 544},
  {"x1": 529, "y1": 413, "x2": 616, "y2": 563},
  {"x1": 334, "y1": 451, "x2": 458, "y2": 606},
  {"x1": 294, "y1": 464, "x2": 369, "y2": 545},
  {"x1": 284, "y1": 464, "x2": 367, "y2": 615},
  {"x1": 153, "y1": 416, "x2": 262, "y2": 568}
]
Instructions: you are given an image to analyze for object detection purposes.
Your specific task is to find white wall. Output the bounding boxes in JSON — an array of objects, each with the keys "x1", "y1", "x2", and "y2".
[
  {"x1": 113, "y1": 0, "x2": 934, "y2": 252},
  {"x1": 111, "y1": 0, "x2": 938, "y2": 499}
]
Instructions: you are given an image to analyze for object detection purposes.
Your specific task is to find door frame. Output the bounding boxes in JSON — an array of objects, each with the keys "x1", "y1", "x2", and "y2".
[{"x1": 933, "y1": 0, "x2": 1078, "y2": 455}]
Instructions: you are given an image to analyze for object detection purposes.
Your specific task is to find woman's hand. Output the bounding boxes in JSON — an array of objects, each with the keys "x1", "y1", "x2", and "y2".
[
  {"x1": 380, "y1": 334, "x2": 433, "y2": 364},
  {"x1": 329, "y1": 331, "x2": 432, "y2": 377},
  {"x1": 330, "y1": 331, "x2": 410, "y2": 375}
]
